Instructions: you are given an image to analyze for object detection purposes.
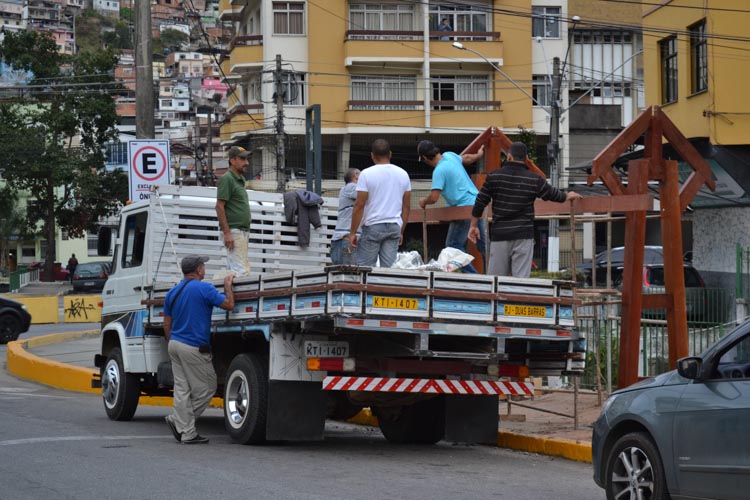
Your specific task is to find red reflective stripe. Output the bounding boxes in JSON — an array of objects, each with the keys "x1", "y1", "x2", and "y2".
[
  {"x1": 340, "y1": 377, "x2": 358, "y2": 390},
  {"x1": 358, "y1": 376, "x2": 375, "y2": 391},
  {"x1": 324, "y1": 376, "x2": 342, "y2": 390},
  {"x1": 488, "y1": 381, "x2": 504, "y2": 394},
  {"x1": 520, "y1": 383, "x2": 535, "y2": 396},
  {"x1": 459, "y1": 380, "x2": 476, "y2": 394},
  {"x1": 373, "y1": 378, "x2": 389, "y2": 391}
]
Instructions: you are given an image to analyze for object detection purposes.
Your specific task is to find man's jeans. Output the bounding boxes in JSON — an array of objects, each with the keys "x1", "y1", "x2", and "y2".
[
  {"x1": 331, "y1": 238, "x2": 357, "y2": 265},
  {"x1": 356, "y1": 223, "x2": 401, "y2": 268},
  {"x1": 446, "y1": 218, "x2": 487, "y2": 273}
]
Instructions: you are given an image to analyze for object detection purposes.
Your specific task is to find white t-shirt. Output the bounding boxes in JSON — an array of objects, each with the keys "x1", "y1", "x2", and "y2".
[{"x1": 356, "y1": 163, "x2": 411, "y2": 227}]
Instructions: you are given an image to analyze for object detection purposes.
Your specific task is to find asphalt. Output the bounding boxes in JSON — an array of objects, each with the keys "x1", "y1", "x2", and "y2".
[{"x1": 6, "y1": 281, "x2": 593, "y2": 463}]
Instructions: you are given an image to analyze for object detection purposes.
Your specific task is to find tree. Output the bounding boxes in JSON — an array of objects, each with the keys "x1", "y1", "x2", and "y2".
[
  {"x1": 0, "y1": 31, "x2": 127, "y2": 280},
  {"x1": 0, "y1": 187, "x2": 27, "y2": 275}
]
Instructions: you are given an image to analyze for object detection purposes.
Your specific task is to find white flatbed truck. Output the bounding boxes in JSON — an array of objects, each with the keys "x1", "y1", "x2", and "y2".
[{"x1": 93, "y1": 184, "x2": 584, "y2": 444}]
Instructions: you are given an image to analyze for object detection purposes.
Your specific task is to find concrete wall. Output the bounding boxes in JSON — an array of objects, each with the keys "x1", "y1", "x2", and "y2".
[{"x1": 693, "y1": 207, "x2": 750, "y2": 288}]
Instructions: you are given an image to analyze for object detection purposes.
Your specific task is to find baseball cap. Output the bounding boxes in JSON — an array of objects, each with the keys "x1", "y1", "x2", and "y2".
[
  {"x1": 181, "y1": 255, "x2": 210, "y2": 274},
  {"x1": 417, "y1": 140, "x2": 439, "y2": 157},
  {"x1": 227, "y1": 146, "x2": 251, "y2": 159}
]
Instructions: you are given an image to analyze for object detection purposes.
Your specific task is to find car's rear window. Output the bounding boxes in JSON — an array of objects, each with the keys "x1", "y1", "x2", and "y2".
[
  {"x1": 648, "y1": 266, "x2": 703, "y2": 287},
  {"x1": 77, "y1": 263, "x2": 108, "y2": 273}
]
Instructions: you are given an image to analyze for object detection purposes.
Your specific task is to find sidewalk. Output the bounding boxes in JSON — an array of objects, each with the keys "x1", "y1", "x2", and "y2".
[{"x1": 8, "y1": 330, "x2": 596, "y2": 462}]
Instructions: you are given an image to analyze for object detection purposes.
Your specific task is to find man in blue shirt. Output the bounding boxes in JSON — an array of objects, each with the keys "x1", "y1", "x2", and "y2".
[
  {"x1": 417, "y1": 140, "x2": 488, "y2": 273},
  {"x1": 163, "y1": 255, "x2": 235, "y2": 444}
]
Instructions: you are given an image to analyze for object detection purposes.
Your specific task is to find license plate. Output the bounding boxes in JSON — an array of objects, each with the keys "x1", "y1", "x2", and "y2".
[
  {"x1": 304, "y1": 341, "x2": 349, "y2": 358},
  {"x1": 372, "y1": 296, "x2": 418, "y2": 310},
  {"x1": 503, "y1": 304, "x2": 547, "y2": 318},
  {"x1": 84, "y1": 281, "x2": 95, "y2": 286}
]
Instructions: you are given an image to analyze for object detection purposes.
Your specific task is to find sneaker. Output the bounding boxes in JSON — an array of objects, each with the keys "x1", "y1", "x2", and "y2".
[
  {"x1": 165, "y1": 416, "x2": 181, "y2": 443},
  {"x1": 181, "y1": 434, "x2": 209, "y2": 445}
]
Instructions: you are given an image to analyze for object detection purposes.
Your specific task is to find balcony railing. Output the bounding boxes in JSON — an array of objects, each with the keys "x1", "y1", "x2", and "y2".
[
  {"x1": 226, "y1": 103, "x2": 263, "y2": 119},
  {"x1": 345, "y1": 30, "x2": 500, "y2": 41},
  {"x1": 348, "y1": 100, "x2": 423, "y2": 110},
  {"x1": 348, "y1": 100, "x2": 501, "y2": 111},
  {"x1": 220, "y1": 35, "x2": 262, "y2": 63},
  {"x1": 431, "y1": 100, "x2": 501, "y2": 111}
]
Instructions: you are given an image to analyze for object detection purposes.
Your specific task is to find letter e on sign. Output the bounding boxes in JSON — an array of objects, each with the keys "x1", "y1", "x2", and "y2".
[{"x1": 128, "y1": 140, "x2": 171, "y2": 201}]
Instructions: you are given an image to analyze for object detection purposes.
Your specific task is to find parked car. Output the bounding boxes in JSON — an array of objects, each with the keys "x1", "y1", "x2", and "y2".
[
  {"x1": 592, "y1": 319, "x2": 750, "y2": 499},
  {"x1": 577, "y1": 245, "x2": 665, "y2": 287},
  {"x1": 0, "y1": 296, "x2": 32, "y2": 343},
  {"x1": 27, "y1": 261, "x2": 70, "y2": 282},
  {"x1": 71, "y1": 261, "x2": 111, "y2": 293}
]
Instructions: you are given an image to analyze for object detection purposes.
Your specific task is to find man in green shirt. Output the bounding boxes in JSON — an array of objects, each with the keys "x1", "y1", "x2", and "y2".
[{"x1": 216, "y1": 146, "x2": 252, "y2": 275}]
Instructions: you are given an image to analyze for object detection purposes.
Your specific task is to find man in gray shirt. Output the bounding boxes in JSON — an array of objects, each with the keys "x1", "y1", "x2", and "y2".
[{"x1": 330, "y1": 168, "x2": 360, "y2": 265}]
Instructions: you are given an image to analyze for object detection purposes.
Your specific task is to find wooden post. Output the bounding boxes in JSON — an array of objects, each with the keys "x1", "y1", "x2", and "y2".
[{"x1": 618, "y1": 159, "x2": 650, "y2": 388}]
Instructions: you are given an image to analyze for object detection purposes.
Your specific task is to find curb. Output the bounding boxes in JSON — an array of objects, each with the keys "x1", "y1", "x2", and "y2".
[{"x1": 7, "y1": 333, "x2": 592, "y2": 462}]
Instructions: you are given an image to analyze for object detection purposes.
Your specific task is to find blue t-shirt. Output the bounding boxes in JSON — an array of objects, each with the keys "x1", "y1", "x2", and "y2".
[
  {"x1": 431, "y1": 151, "x2": 478, "y2": 207},
  {"x1": 163, "y1": 279, "x2": 226, "y2": 347}
]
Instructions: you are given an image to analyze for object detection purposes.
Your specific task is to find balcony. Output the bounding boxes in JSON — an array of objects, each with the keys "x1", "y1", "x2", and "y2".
[
  {"x1": 344, "y1": 30, "x2": 501, "y2": 68},
  {"x1": 227, "y1": 35, "x2": 263, "y2": 73},
  {"x1": 217, "y1": 0, "x2": 242, "y2": 21},
  {"x1": 222, "y1": 104, "x2": 264, "y2": 141}
]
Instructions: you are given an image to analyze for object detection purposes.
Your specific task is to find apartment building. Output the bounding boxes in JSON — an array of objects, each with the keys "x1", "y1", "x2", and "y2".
[
  {"x1": 643, "y1": 1, "x2": 750, "y2": 288},
  {"x1": 0, "y1": 0, "x2": 24, "y2": 33},
  {"x1": 218, "y1": 0, "x2": 575, "y2": 188}
]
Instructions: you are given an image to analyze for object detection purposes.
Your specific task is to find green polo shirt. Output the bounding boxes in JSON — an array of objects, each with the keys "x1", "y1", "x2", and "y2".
[{"x1": 217, "y1": 169, "x2": 251, "y2": 231}]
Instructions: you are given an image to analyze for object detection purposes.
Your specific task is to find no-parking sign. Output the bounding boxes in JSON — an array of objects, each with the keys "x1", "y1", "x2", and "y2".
[{"x1": 128, "y1": 140, "x2": 171, "y2": 201}]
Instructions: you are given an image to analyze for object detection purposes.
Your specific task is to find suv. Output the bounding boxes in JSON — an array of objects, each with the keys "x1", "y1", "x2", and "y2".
[{"x1": 72, "y1": 261, "x2": 112, "y2": 293}]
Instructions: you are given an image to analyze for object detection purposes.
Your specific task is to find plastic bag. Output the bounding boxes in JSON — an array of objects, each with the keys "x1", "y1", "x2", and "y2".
[
  {"x1": 436, "y1": 247, "x2": 474, "y2": 272},
  {"x1": 392, "y1": 251, "x2": 424, "y2": 269}
]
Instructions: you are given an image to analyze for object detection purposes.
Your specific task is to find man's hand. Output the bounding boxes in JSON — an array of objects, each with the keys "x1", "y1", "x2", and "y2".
[
  {"x1": 419, "y1": 198, "x2": 428, "y2": 209},
  {"x1": 566, "y1": 191, "x2": 583, "y2": 201},
  {"x1": 223, "y1": 273, "x2": 235, "y2": 289},
  {"x1": 223, "y1": 231, "x2": 234, "y2": 251},
  {"x1": 468, "y1": 226, "x2": 480, "y2": 244},
  {"x1": 350, "y1": 233, "x2": 359, "y2": 248}
]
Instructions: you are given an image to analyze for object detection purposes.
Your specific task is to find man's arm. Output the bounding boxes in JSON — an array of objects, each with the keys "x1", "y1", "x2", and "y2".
[
  {"x1": 419, "y1": 189, "x2": 441, "y2": 209},
  {"x1": 219, "y1": 275, "x2": 235, "y2": 311},
  {"x1": 163, "y1": 316, "x2": 172, "y2": 341},
  {"x1": 400, "y1": 191, "x2": 411, "y2": 244},
  {"x1": 468, "y1": 216, "x2": 482, "y2": 244},
  {"x1": 349, "y1": 191, "x2": 368, "y2": 247},
  {"x1": 215, "y1": 199, "x2": 234, "y2": 251},
  {"x1": 460, "y1": 144, "x2": 485, "y2": 166}
]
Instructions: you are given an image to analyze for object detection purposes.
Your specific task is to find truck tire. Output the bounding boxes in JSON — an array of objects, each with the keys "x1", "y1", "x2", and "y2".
[
  {"x1": 101, "y1": 347, "x2": 140, "y2": 421},
  {"x1": 224, "y1": 353, "x2": 268, "y2": 444},
  {"x1": 374, "y1": 397, "x2": 445, "y2": 444}
]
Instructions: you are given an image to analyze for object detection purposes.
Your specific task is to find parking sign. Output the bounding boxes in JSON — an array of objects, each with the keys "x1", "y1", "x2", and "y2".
[{"x1": 128, "y1": 140, "x2": 171, "y2": 201}]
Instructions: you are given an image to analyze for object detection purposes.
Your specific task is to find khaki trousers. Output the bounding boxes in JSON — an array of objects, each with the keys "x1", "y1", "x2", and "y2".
[{"x1": 168, "y1": 340, "x2": 217, "y2": 441}]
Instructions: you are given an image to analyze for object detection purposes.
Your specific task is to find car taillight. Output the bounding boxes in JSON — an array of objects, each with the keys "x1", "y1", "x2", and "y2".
[
  {"x1": 642, "y1": 267, "x2": 650, "y2": 287},
  {"x1": 73, "y1": 273, "x2": 79, "y2": 280},
  {"x1": 100, "y1": 273, "x2": 107, "y2": 279}
]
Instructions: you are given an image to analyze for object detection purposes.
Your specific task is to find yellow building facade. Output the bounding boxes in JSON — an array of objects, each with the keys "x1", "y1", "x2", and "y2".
[
  {"x1": 218, "y1": 0, "x2": 540, "y2": 180},
  {"x1": 643, "y1": 0, "x2": 750, "y2": 145}
]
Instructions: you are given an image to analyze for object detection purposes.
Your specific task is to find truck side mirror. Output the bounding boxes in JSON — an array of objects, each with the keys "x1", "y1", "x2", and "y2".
[{"x1": 98, "y1": 227, "x2": 112, "y2": 256}]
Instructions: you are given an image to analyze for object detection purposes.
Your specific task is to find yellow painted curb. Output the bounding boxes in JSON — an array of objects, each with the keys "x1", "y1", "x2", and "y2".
[
  {"x1": 7, "y1": 331, "x2": 100, "y2": 394},
  {"x1": 497, "y1": 430, "x2": 592, "y2": 463}
]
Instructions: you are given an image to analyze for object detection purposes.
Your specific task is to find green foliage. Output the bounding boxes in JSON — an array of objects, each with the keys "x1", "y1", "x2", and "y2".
[
  {"x1": 509, "y1": 126, "x2": 538, "y2": 163},
  {"x1": 0, "y1": 31, "x2": 127, "y2": 270},
  {"x1": 120, "y1": 7, "x2": 134, "y2": 23},
  {"x1": 155, "y1": 29, "x2": 190, "y2": 55}
]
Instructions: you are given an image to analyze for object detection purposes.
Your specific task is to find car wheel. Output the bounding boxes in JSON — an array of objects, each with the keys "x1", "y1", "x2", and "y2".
[
  {"x1": 605, "y1": 432, "x2": 670, "y2": 500},
  {"x1": 0, "y1": 313, "x2": 21, "y2": 344},
  {"x1": 101, "y1": 347, "x2": 140, "y2": 421},
  {"x1": 224, "y1": 353, "x2": 268, "y2": 444}
]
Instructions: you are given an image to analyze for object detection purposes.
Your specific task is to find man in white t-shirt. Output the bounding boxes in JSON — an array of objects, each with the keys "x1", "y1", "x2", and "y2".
[{"x1": 349, "y1": 139, "x2": 411, "y2": 267}]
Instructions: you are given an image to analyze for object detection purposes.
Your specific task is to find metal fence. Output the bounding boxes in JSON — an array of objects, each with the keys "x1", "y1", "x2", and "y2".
[
  {"x1": 577, "y1": 287, "x2": 736, "y2": 391},
  {"x1": 8, "y1": 268, "x2": 39, "y2": 293}
]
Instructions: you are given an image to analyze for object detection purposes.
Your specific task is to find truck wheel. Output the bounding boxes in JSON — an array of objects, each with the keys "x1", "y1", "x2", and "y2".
[
  {"x1": 101, "y1": 347, "x2": 140, "y2": 421},
  {"x1": 224, "y1": 353, "x2": 268, "y2": 444},
  {"x1": 374, "y1": 397, "x2": 445, "y2": 444},
  {"x1": 0, "y1": 314, "x2": 21, "y2": 344},
  {"x1": 327, "y1": 392, "x2": 364, "y2": 421}
]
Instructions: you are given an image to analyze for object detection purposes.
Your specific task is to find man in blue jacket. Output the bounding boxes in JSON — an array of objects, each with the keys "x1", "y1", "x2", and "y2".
[{"x1": 163, "y1": 255, "x2": 235, "y2": 444}]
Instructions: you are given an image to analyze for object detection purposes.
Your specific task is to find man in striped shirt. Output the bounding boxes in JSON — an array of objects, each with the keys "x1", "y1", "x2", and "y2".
[{"x1": 468, "y1": 142, "x2": 582, "y2": 278}]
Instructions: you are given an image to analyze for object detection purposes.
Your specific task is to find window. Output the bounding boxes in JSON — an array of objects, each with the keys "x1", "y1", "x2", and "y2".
[
  {"x1": 429, "y1": 5, "x2": 488, "y2": 34},
  {"x1": 281, "y1": 72, "x2": 305, "y2": 106},
  {"x1": 431, "y1": 75, "x2": 490, "y2": 110},
  {"x1": 273, "y1": 2, "x2": 304, "y2": 35},
  {"x1": 532, "y1": 6, "x2": 560, "y2": 38},
  {"x1": 349, "y1": 3, "x2": 414, "y2": 31},
  {"x1": 350, "y1": 75, "x2": 417, "y2": 110},
  {"x1": 121, "y1": 211, "x2": 147, "y2": 269},
  {"x1": 690, "y1": 20, "x2": 707, "y2": 94},
  {"x1": 532, "y1": 75, "x2": 551, "y2": 106},
  {"x1": 660, "y1": 36, "x2": 678, "y2": 104}
]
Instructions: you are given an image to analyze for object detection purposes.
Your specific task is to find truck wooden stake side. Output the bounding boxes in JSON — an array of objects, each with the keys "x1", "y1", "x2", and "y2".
[{"x1": 93, "y1": 184, "x2": 584, "y2": 444}]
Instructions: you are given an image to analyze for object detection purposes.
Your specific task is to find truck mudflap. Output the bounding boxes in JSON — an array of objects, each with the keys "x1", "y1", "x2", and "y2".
[{"x1": 322, "y1": 376, "x2": 534, "y2": 396}]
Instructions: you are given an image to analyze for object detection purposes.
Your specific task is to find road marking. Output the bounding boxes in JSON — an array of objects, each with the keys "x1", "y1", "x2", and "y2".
[{"x1": 0, "y1": 435, "x2": 188, "y2": 446}]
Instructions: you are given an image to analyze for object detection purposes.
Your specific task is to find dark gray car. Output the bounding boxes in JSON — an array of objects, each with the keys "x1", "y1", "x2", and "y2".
[
  {"x1": 592, "y1": 320, "x2": 750, "y2": 500},
  {"x1": 71, "y1": 261, "x2": 111, "y2": 293}
]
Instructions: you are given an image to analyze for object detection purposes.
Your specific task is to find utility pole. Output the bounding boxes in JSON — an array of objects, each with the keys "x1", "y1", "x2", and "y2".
[
  {"x1": 274, "y1": 54, "x2": 286, "y2": 193},
  {"x1": 135, "y1": 0, "x2": 154, "y2": 138},
  {"x1": 207, "y1": 110, "x2": 213, "y2": 185},
  {"x1": 547, "y1": 56, "x2": 562, "y2": 272}
]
